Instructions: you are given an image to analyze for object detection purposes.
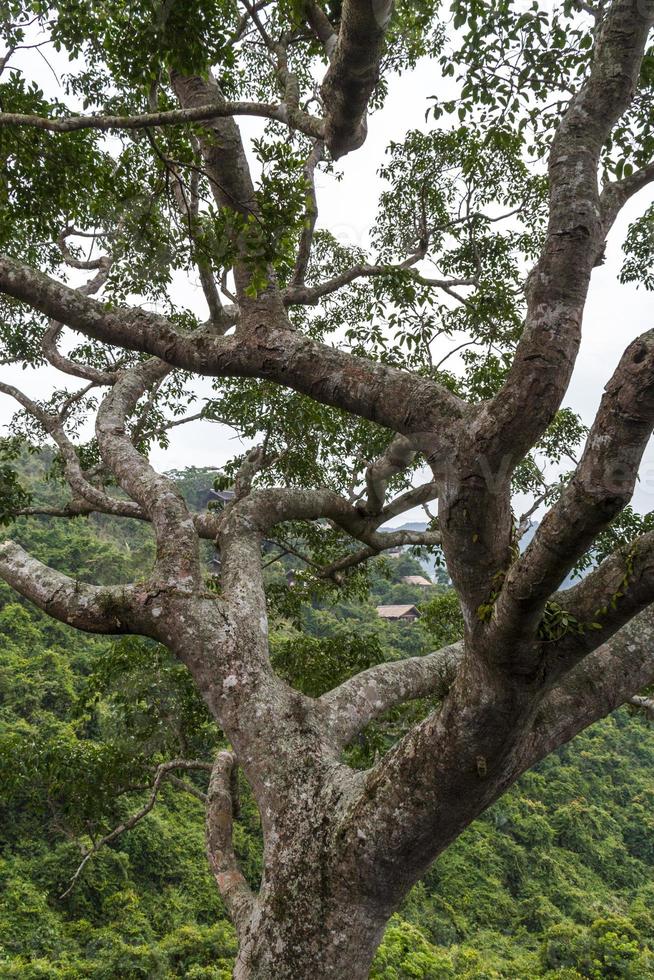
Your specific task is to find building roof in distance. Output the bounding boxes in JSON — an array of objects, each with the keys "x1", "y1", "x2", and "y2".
[{"x1": 376, "y1": 604, "x2": 421, "y2": 619}]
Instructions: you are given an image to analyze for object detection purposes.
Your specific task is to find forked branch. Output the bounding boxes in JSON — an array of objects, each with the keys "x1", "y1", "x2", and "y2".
[
  {"x1": 0, "y1": 380, "x2": 142, "y2": 520},
  {"x1": 481, "y1": 0, "x2": 654, "y2": 467},
  {"x1": 493, "y1": 329, "x2": 654, "y2": 648}
]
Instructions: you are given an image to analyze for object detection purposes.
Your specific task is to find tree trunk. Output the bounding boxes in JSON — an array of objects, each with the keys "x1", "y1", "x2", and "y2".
[
  {"x1": 234, "y1": 892, "x2": 387, "y2": 979},
  {"x1": 203, "y1": 737, "x2": 393, "y2": 980}
]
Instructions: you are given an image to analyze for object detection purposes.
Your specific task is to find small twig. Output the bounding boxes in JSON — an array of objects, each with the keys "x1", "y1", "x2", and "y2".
[{"x1": 59, "y1": 759, "x2": 212, "y2": 898}]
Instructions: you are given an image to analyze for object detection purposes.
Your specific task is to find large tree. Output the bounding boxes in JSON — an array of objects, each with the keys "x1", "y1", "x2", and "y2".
[{"x1": 2, "y1": 0, "x2": 654, "y2": 975}]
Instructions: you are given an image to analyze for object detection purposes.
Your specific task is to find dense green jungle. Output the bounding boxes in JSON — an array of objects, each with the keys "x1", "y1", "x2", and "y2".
[{"x1": 1, "y1": 459, "x2": 654, "y2": 979}]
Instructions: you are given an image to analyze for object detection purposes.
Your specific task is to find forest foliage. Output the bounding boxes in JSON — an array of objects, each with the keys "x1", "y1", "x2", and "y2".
[{"x1": 1, "y1": 464, "x2": 654, "y2": 978}]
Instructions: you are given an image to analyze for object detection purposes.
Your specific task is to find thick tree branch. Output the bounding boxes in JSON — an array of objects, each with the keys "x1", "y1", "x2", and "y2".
[
  {"x1": 361, "y1": 434, "x2": 416, "y2": 516},
  {"x1": 218, "y1": 485, "x2": 439, "y2": 553},
  {"x1": 341, "y1": 601, "x2": 654, "y2": 912},
  {"x1": 205, "y1": 750, "x2": 256, "y2": 937},
  {"x1": 0, "y1": 253, "x2": 464, "y2": 438},
  {"x1": 538, "y1": 529, "x2": 654, "y2": 675},
  {"x1": 0, "y1": 540, "x2": 137, "y2": 633},
  {"x1": 95, "y1": 359, "x2": 202, "y2": 586},
  {"x1": 517, "y1": 603, "x2": 654, "y2": 769},
  {"x1": 349, "y1": 525, "x2": 441, "y2": 555},
  {"x1": 377, "y1": 481, "x2": 439, "y2": 522},
  {"x1": 600, "y1": 160, "x2": 654, "y2": 225},
  {"x1": 170, "y1": 69, "x2": 316, "y2": 303},
  {"x1": 303, "y1": 1, "x2": 338, "y2": 57},
  {"x1": 320, "y1": 0, "x2": 394, "y2": 158},
  {"x1": 173, "y1": 72, "x2": 260, "y2": 301},
  {"x1": 217, "y1": 481, "x2": 440, "y2": 621},
  {"x1": 320, "y1": 642, "x2": 462, "y2": 748},
  {"x1": 221, "y1": 444, "x2": 439, "y2": 582},
  {"x1": 342, "y1": 604, "x2": 654, "y2": 908}
]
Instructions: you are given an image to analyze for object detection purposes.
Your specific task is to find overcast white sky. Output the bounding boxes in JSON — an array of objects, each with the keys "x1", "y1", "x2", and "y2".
[{"x1": 2, "y1": 50, "x2": 653, "y2": 524}]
